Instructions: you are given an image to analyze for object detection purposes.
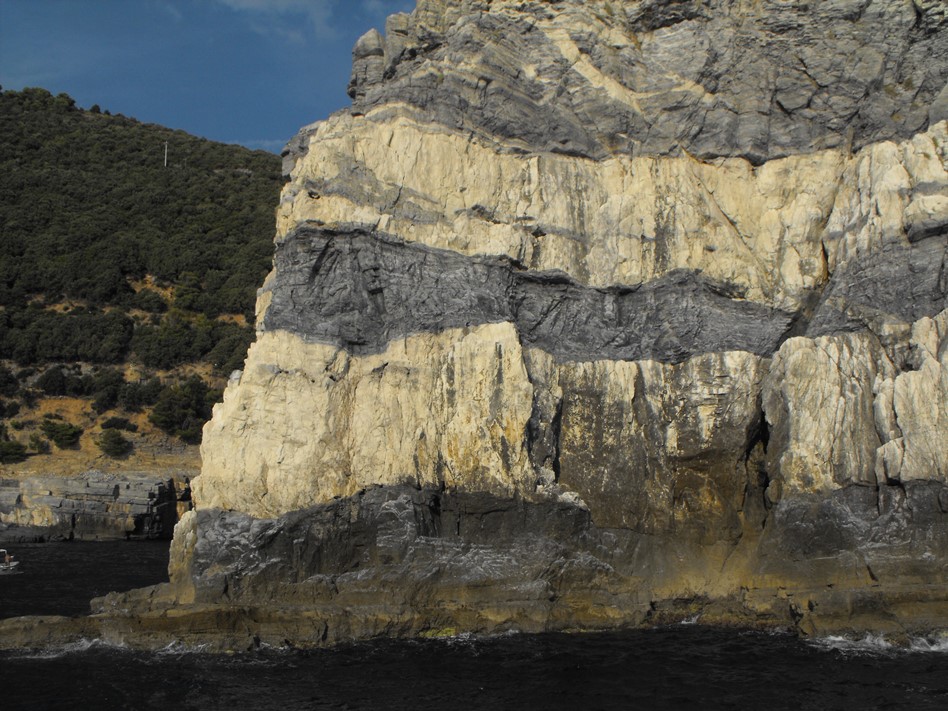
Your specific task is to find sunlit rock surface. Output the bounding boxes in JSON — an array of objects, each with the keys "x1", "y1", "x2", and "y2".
[
  {"x1": 0, "y1": 472, "x2": 184, "y2": 542},
  {"x1": 8, "y1": 0, "x2": 946, "y2": 651}
]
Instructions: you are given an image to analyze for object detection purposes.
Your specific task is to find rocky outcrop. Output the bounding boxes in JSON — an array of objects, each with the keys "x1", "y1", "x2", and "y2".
[
  {"x1": 0, "y1": 472, "x2": 189, "y2": 542},
  {"x1": 6, "y1": 0, "x2": 946, "y2": 651},
  {"x1": 347, "y1": 0, "x2": 946, "y2": 163}
]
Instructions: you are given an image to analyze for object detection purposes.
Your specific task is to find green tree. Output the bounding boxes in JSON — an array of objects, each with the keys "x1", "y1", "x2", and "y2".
[
  {"x1": 41, "y1": 419, "x2": 83, "y2": 448},
  {"x1": 97, "y1": 428, "x2": 133, "y2": 457},
  {"x1": 28, "y1": 432, "x2": 51, "y2": 454},
  {"x1": 0, "y1": 399, "x2": 20, "y2": 418},
  {"x1": 148, "y1": 376, "x2": 217, "y2": 444},
  {"x1": 0, "y1": 87, "x2": 277, "y2": 444},
  {"x1": 91, "y1": 368, "x2": 125, "y2": 413},
  {"x1": 0, "y1": 365, "x2": 18, "y2": 396},
  {"x1": 0, "y1": 439, "x2": 27, "y2": 463},
  {"x1": 36, "y1": 366, "x2": 68, "y2": 395},
  {"x1": 120, "y1": 376, "x2": 163, "y2": 412},
  {"x1": 0, "y1": 423, "x2": 27, "y2": 463},
  {"x1": 101, "y1": 416, "x2": 136, "y2": 432}
]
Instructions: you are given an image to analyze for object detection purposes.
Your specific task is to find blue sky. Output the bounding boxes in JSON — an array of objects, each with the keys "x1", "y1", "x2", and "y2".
[{"x1": 0, "y1": 0, "x2": 415, "y2": 152}]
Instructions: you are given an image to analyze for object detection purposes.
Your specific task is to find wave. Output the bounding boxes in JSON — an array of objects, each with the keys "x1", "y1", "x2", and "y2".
[
  {"x1": 9, "y1": 636, "x2": 128, "y2": 660},
  {"x1": 908, "y1": 637, "x2": 948, "y2": 653},
  {"x1": 155, "y1": 640, "x2": 213, "y2": 656},
  {"x1": 808, "y1": 633, "x2": 948, "y2": 657}
]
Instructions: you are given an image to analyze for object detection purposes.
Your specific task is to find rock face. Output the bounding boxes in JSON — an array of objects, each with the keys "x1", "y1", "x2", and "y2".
[
  {"x1": 30, "y1": 0, "x2": 947, "y2": 650},
  {"x1": 0, "y1": 472, "x2": 186, "y2": 542}
]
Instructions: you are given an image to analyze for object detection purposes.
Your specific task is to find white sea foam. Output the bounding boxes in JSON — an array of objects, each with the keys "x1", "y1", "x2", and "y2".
[
  {"x1": 11, "y1": 636, "x2": 128, "y2": 660},
  {"x1": 443, "y1": 631, "x2": 479, "y2": 647},
  {"x1": 908, "y1": 637, "x2": 948, "y2": 653},
  {"x1": 809, "y1": 633, "x2": 894, "y2": 656},
  {"x1": 155, "y1": 640, "x2": 211, "y2": 656},
  {"x1": 809, "y1": 633, "x2": 948, "y2": 656}
]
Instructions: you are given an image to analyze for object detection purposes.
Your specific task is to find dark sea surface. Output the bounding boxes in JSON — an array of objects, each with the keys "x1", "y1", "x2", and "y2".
[
  {"x1": 0, "y1": 540, "x2": 172, "y2": 619},
  {"x1": 1, "y1": 542, "x2": 947, "y2": 711}
]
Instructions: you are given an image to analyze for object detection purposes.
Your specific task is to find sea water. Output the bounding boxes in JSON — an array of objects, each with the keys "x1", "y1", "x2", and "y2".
[
  {"x1": 1, "y1": 542, "x2": 946, "y2": 710},
  {"x1": 0, "y1": 540, "x2": 171, "y2": 619}
]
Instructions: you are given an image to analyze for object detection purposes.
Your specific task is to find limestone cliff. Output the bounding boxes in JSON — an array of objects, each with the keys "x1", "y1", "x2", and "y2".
[{"x1": 23, "y1": 0, "x2": 947, "y2": 650}]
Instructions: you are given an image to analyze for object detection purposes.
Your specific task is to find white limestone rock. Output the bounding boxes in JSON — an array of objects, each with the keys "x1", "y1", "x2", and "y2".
[
  {"x1": 196, "y1": 324, "x2": 536, "y2": 518},
  {"x1": 875, "y1": 311, "x2": 948, "y2": 484},
  {"x1": 765, "y1": 310, "x2": 948, "y2": 500}
]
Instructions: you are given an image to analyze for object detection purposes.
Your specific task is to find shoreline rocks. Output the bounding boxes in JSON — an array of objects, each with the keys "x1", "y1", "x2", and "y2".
[
  {"x1": 0, "y1": 471, "x2": 193, "y2": 542},
  {"x1": 1, "y1": 483, "x2": 945, "y2": 652}
]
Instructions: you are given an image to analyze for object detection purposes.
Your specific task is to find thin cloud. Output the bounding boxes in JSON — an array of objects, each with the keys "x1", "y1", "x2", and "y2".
[
  {"x1": 211, "y1": 0, "x2": 416, "y2": 42},
  {"x1": 212, "y1": 0, "x2": 334, "y2": 40},
  {"x1": 361, "y1": 0, "x2": 415, "y2": 17},
  {"x1": 155, "y1": 1, "x2": 183, "y2": 22}
]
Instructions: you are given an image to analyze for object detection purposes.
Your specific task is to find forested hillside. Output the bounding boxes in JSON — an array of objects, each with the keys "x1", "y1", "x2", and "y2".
[{"x1": 0, "y1": 87, "x2": 282, "y2": 467}]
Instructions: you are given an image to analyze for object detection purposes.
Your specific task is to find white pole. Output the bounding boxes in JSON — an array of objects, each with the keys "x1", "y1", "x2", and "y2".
[{"x1": 164, "y1": 141, "x2": 168, "y2": 167}]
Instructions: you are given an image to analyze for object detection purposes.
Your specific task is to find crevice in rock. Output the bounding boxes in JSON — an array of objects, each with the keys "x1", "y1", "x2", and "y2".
[
  {"x1": 549, "y1": 397, "x2": 563, "y2": 484},
  {"x1": 742, "y1": 408, "x2": 773, "y2": 529},
  {"x1": 745, "y1": 409, "x2": 770, "y2": 459},
  {"x1": 885, "y1": 476, "x2": 906, "y2": 494},
  {"x1": 775, "y1": 285, "x2": 823, "y2": 349},
  {"x1": 523, "y1": 382, "x2": 562, "y2": 488}
]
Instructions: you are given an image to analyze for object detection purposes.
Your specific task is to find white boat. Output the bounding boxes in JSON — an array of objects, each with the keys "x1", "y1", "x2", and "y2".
[{"x1": 0, "y1": 549, "x2": 19, "y2": 573}]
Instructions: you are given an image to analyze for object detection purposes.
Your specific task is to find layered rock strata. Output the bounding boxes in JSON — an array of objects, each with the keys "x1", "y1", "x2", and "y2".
[
  {"x1": 6, "y1": 0, "x2": 946, "y2": 650},
  {"x1": 0, "y1": 472, "x2": 187, "y2": 542}
]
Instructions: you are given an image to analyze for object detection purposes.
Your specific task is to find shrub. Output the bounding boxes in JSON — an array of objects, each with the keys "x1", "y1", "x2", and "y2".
[
  {"x1": 148, "y1": 376, "x2": 217, "y2": 444},
  {"x1": 0, "y1": 422, "x2": 27, "y2": 462},
  {"x1": 36, "y1": 366, "x2": 68, "y2": 395},
  {"x1": 91, "y1": 368, "x2": 125, "y2": 413},
  {"x1": 0, "y1": 439, "x2": 27, "y2": 463},
  {"x1": 41, "y1": 419, "x2": 83, "y2": 448},
  {"x1": 97, "y1": 428, "x2": 133, "y2": 457},
  {"x1": 0, "y1": 308, "x2": 133, "y2": 364},
  {"x1": 0, "y1": 365, "x2": 18, "y2": 396},
  {"x1": 206, "y1": 325, "x2": 253, "y2": 375},
  {"x1": 131, "y1": 289, "x2": 168, "y2": 313},
  {"x1": 101, "y1": 416, "x2": 137, "y2": 431},
  {"x1": 0, "y1": 399, "x2": 20, "y2": 418},
  {"x1": 120, "y1": 377, "x2": 163, "y2": 412},
  {"x1": 28, "y1": 432, "x2": 50, "y2": 454}
]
